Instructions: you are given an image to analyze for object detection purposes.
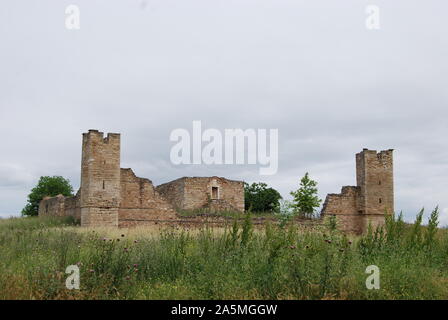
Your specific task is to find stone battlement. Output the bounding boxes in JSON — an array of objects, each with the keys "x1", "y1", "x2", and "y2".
[
  {"x1": 322, "y1": 149, "x2": 394, "y2": 234},
  {"x1": 39, "y1": 130, "x2": 245, "y2": 227}
]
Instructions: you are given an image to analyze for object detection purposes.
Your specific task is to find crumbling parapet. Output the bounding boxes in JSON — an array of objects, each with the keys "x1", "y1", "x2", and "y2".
[
  {"x1": 156, "y1": 176, "x2": 244, "y2": 213},
  {"x1": 321, "y1": 149, "x2": 394, "y2": 234}
]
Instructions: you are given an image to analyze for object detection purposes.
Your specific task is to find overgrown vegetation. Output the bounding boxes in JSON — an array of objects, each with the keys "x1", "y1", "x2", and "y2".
[
  {"x1": 1, "y1": 208, "x2": 448, "y2": 300},
  {"x1": 244, "y1": 182, "x2": 282, "y2": 213}
]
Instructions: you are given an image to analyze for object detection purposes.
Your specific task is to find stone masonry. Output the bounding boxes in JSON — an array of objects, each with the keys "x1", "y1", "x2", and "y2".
[
  {"x1": 321, "y1": 148, "x2": 394, "y2": 234},
  {"x1": 38, "y1": 130, "x2": 394, "y2": 233},
  {"x1": 156, "y1": 177, "x2": 245, "y2": 213},
  {"x1": 38, "y1": 130, "x2": 244, "y2": 227}
]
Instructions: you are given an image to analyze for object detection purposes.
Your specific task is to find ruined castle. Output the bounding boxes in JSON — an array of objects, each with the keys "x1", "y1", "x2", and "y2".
[
  {"x1": 321, "y1": 148, "x2": 394, "y2": 233},
  {"x1": 39, "y1": 130, "x2": 394, "y2": 234},
  {"x1": 38, "y1": 130, "x2": 244, "y2": 227}
]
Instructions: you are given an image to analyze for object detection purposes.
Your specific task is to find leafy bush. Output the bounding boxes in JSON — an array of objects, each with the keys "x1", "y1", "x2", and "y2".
[{"x1": 244, "y1": 182, "x2": 282, "y2": 213}]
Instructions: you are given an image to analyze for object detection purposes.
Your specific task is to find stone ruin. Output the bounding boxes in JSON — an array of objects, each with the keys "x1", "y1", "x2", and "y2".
[
  {"x1": 321, "y1": 148, "x2": 394, "y2": 234},
  {"x1": 39, "y1": 130, "x2": 394, "y2": 234},
  {"x1": 38, "y1": 130, "x2": 244, "y2": 227}
]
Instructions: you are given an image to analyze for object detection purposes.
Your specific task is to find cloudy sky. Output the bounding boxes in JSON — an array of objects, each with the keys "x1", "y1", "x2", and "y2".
[{"x1": 0, "y1": 1, "x2": 447, "y2": 224}]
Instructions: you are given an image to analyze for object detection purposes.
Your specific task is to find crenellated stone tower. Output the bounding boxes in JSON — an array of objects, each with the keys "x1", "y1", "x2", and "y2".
[
  {"x1": 321, "y1": 148, "x2": 394, "y2": 234},
  {"x1": 80, "y1": 130, "x2": 121, "y2": 227},
  {"x1": 356, "y1": 149, "x2": 394, "y2": 216}
]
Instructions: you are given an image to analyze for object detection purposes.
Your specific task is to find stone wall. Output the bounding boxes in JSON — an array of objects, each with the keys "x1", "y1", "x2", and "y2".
[
  {"x1": 39, "y1": 195, "x2": 66, "y2": 217},
  {"x1": 321, "y1": 149, "x2": 394, "y2": 234},
  {"x1": 157, "y1": 176, "x2": 244, "y2": 212},
  {"x1": 155, "y1": 178, "x2": 186, "y2": 210},
  {"x1": 356, "y1": 149, "x2": 394, "y2": 216},
  {"x1": 38, "y1": 193, "x2": 81, "y2": 221},
  {"x1": 118, "y1": 168, "x2": 177, "y2": 227},
  {"x1": 321, "y1": 186, "x2": 362, "y2": 234},
  {"x1": 80, "y1": 130, "x2": 121, "y2": 227},
  {"x1": 38, "y1": 131, "x2": 392, "y2": 235}
]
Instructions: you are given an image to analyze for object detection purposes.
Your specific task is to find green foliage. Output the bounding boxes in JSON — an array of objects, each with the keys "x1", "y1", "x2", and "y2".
[
  {"x1": 408, "y1": 208, "x2": 424, "y2": 249},
  {"x1": 241, "y1": 213, "x2": 253, "y2": 246},
  {"x1": 244, "y1": 182, "x2": 282, "y2": 213},
  {"x1": 22, "y1": 176, "x2": 74, "y2": 217},
  {"x1": 425, "y1": 206, "x2": 439, "y2": 248},
  {"x1": 1, "y1": 207, "x2": 448, "y2": 300},
  {"x1": 290, "y1": 172, "x2": 322, "y2": 218},
  {"x1": 327, "y1": 215, "x2": 338, "y2": 232}
]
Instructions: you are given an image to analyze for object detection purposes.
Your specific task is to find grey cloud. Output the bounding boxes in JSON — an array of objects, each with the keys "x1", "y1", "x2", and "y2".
[{"x1": 0, "y1": 0, "x2": 447, "y2": 224}]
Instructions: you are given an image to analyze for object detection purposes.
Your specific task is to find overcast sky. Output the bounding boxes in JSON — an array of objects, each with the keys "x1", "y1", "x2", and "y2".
[{"x1": 0, "y1": 1, "x2": 447, "y2": 224}]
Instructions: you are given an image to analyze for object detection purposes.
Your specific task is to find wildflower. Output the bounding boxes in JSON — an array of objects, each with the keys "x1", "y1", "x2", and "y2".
[
  {"x1": 289, "y1": 245, "x2": 296, "y2": 249},
  {"x1": 133, "y1": 264, "x2": 138, "y2": 268}
]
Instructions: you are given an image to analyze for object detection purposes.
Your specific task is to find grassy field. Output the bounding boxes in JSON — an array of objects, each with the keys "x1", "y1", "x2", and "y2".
[{"x1": 0, "y1": 209, "x2": 447, "y2": 300}]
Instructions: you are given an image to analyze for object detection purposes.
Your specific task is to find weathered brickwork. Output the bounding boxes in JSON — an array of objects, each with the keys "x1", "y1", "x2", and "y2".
[
  {"x1": 38, "y1": 130, "x2": 393, "y2": 234},
  {"x1": 118, "y1": 168, "x2": 177, "y2": 227},
  {"x1": 157, "y1": 177, "x2": 245, "y2": 213},
  {"x1": 79, "y1": 130, "x2": 121, "y2": 227},
  {"x1": 39, "y1": 130, "x2": 242, "y2": 227},
  {"x1": 38, "y1": 192, "x2": 81, "y2": 220},
  {"x1": 321, "y1": 149, "x2": 394, "y2": 234}
]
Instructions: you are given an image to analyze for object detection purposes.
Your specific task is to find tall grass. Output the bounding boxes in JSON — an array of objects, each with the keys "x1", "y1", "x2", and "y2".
[{"x1": 1, "y1": 209, "x2": 448, "y2": 300}]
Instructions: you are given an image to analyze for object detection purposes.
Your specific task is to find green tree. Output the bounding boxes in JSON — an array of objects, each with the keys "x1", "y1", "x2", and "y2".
[
  {"x1": 244, "y1": 182, "x2": 282, "y2": 213},
  {"x1": 290, "y1": 172, "x2": 322, "y2": 218},
  {"x1": 22, "y1": 176, "x2": 74, "y2": 216}
]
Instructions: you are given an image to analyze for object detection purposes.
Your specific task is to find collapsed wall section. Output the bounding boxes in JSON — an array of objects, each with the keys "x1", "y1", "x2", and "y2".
[
  {"x1": 118, "y1": 168, "x2": 177, "y2": 227},
  {"x1": 38, "y1": 192, "x2": 81, "y2": 221},
  {"x1": 321, "y1": 186, "x2": 363, "y2": 234},
  {"x1": 155, "y1": 178, "x2": 186, "y2": 211}
]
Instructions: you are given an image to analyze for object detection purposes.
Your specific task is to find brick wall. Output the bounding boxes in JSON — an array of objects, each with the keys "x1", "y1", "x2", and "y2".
[
  {"x1": 118, "y1": 168, "x2": 177, "y2": 227},
  {"x1": 321, "y1": 149, "x2": 394, "y2": 234},
  {"x1": 80, "y1": 130, "x2": 121, "y2": 227},
  {"x1": 38, "y1": 193, "x2": 80, "y2": 221},
  {"x1": 157, "y1": 177, "x2": 244, "y2": 212}
]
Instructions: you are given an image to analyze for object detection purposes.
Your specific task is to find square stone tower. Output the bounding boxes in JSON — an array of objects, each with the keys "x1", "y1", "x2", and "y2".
[
  {"x1": 80, "y1": 130, "x2": 121, "y2": 227},
  {"x1": 321, "y1": 148, "x2": 394, "y2": 234},
  {"x1": 356, "y1": 148, "x2": 394, "y2": 216}
]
